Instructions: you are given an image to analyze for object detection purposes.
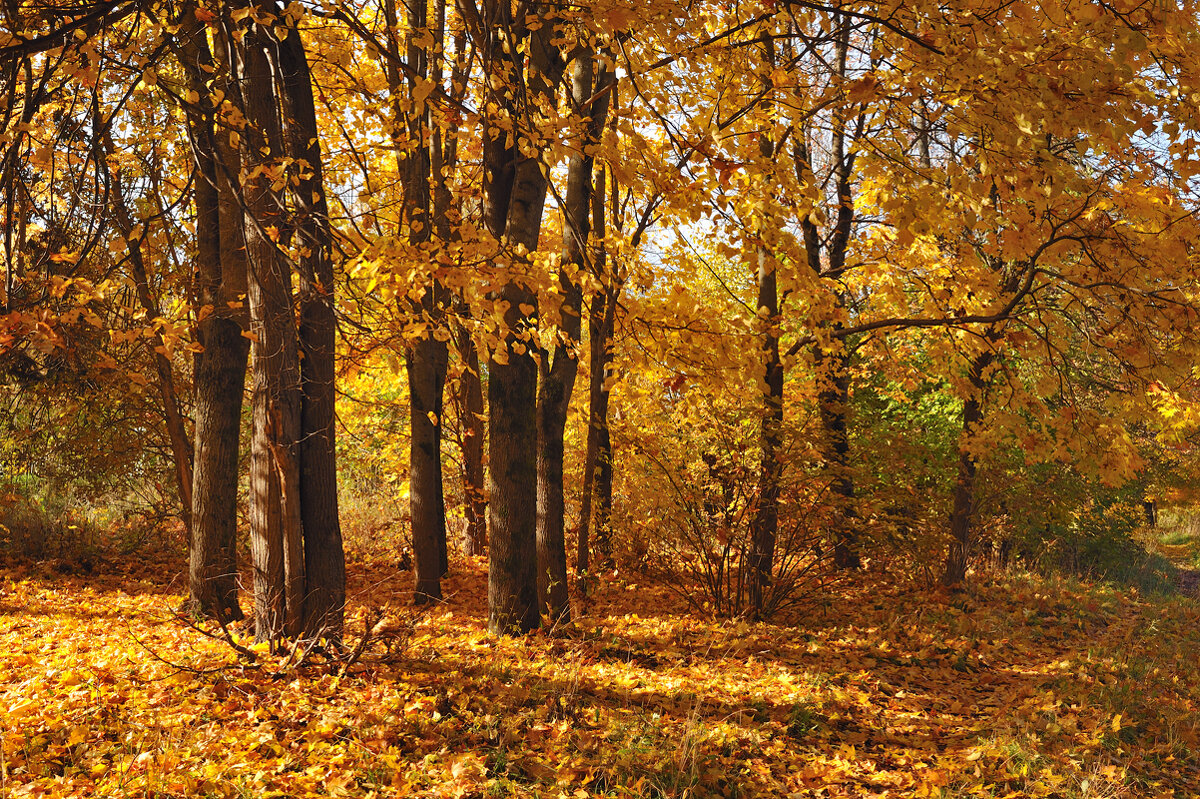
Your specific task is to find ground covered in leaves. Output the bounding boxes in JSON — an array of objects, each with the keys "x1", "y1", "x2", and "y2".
[{"x1": 3, "y1": 547, "x2": 1200, "y2": 799}]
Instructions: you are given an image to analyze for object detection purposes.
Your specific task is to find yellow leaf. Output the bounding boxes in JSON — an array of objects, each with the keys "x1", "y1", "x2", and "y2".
[{"x1": 413, "y1": 76, "x2": 436, "y2": 107}]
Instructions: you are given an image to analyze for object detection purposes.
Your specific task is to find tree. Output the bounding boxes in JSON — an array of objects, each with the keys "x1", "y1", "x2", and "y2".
[
  {"x1": 470, "y1": 0, "x2": 566, "y2": 633},
  {"x1": 222, "y1": 0, "x2": 345, "y2": 641},
  {"x1": 536, "y1": 47, "x2": 613, "y2": 623},
  {"x1": 178, "y1": 7, "x2": 252, "y2": 623}
]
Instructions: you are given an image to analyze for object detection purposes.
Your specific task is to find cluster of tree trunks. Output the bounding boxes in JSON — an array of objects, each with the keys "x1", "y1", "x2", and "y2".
[
  {"x1": 177, "y1": 0, "x2": 627, "y2": 639},
  {"x1": 184, "y1": 1, "x2": 343, "y2": 643}
]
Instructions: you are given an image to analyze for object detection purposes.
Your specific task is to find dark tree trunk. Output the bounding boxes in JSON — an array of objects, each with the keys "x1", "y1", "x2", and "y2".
[
  {"x1": 820, "y1": 345, "x2": 860, "y2": 570},
  {"x1": 235, "y1": 7, "x2": 305, "y2": 642},
  {"x1": 189, "y1": 311, "x2": 250, "y2": 621},
  {"x1": 457, "y1": 324, "x2": 487, "y2": 556},
  {"x1": 277, "y1": 24, "x2": 345, "y2": 640},
  {"x1": 943, "y1": 350, "x2": 994, "y2": 587},
  {"x1": 383, "y1": 0, "x2": 451, "y2": 602},
  {"x1": 409, "y1": 334, "x2": 449, "y2": 601},
  {"x1": 749, "y1": 199, "x2": 782, "y2": 616},
  {"x1": 535, "y1": 51, "x2": 610, "y2": 623},
  {"x1": 536, "y1": 358, "x2": 573, "y2": 623},
  {"x1": 179, "y1": 16, "x2": 248, "y2": 622},
  {"x1": 575, "y1": 290, "x2": 601, "y2": 578},
  {"x1": 480, "y1": 0, "x2": 565, "y2": 634},
  {"x1": 578, "y1": 164, "x2": 617, "y2": 576},
  {"x1": 488, "y1": 330, "x2": 540, "y2": 633},
  {"x1": 793, "y1": 21, "x2": 864, "y2": 572}
]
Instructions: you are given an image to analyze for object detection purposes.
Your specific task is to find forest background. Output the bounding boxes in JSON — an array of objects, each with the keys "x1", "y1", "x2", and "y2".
[{"x1": 5, "y1": 0, "x2": 1200, "y2": 796}]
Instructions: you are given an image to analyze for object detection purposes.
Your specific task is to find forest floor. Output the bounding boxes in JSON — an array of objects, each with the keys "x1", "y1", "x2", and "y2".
[{"x1": 3, "y1": 534, "x2": 1200, "y2": 799}]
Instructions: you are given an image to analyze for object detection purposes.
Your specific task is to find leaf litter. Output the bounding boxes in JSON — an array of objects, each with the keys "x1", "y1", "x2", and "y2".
[{"x1": 2, "y1": 553, "x2": 1200, "y2": 798}]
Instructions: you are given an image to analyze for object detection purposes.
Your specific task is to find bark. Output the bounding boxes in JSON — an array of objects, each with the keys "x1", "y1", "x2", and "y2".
[
  {"x1": 748, "y1": 48, "x2": 782, "y2": 615},
  {"x1": 488, "y1": 324, "x2": 540, "y2": 633},
  {"x1": 384, "y1": 0, "x2": 451, "y2": 603},
  {"x1": 820, "y1": 347, "x2": 860, "y2": 569},
  {"x1": 188, "y1": 308, "x2": 250, "y2": 622},
  {"x1": 457, "y1": 323, "x2": 487, "y2": 556},
  {"x1": 179, "y1": 16, "x2": 248, "y2": 622},
  {"x1": 535, "y1": 356, "x2": 574, "y2": 623},
  {"x1": 409, "y1": 333, "x2": 449, "y2": 601},
  {"x1": 278, "y1": 23, "x2": 345, "y2": 640},
  {"x1": 749, "y1": 158, "x2": 782, "y2": 617},
  {"x1": 536, "y1": 52, "x2": 610, "y2": 623},
  {"x1": 236, "y1": 9, "x2": 305, "y2": 642},
  {"x1": 943, "y1": 350, "x2": 994, "y2": 587},
  {"x1": 481, "y1": 0, "x2": 565, "y2": 634},
  {"x1": 576, "y1": 289, "x2": 613, "y2": 575},
  {"x1": 578, "y1": 165, "x2": 617, "y2": 575}
]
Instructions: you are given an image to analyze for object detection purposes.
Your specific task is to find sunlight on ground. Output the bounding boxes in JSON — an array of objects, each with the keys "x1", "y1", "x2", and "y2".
[{"x1": 2, "y1": 552, "x2": 1200, "y2": 798}]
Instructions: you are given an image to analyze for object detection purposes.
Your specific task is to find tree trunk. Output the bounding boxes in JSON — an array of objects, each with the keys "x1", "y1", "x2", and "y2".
[
  {"x1": 189, "y1": 310, "x2": 250, "y2": 621},
  {"x1": 179, "y1": 15, "x2": 248, "y2": 622},
  {"x1": 457, "y1": 324, "x2": 487, "y2": 556},
  {"x1": 384, "y1": 0, "x2": 452, "y2": 603},
  {"x1": 236, "y1": 9, "x2": 305, "y2": 642},
  {"x1": 536, "y1": 360, "x2": 572, "y2": 623},
  {"x1": 409, "y1": 334, "x2": 449, "y2": 601},
  {"x1": 578, "y1": 164, "x2": 617, "y2": 575},
  {"x1": 820, "y1": 345, "x2": 860, "y2": 570},
  {"x1": 793, "y1": 20, "x2": 864, "y2": 572},
  {"x1": 943, "y1": 350, "x2": 994, "y2": 587},
  {"x1": 535, "y1": 51, "x2": 610, "y2": 623},
  {"x1": 277, "y1": 23, "x2": 345, "y2": 640},
  {"x1": 480, "y1": 0, "x2": 565, "y2": 634},
  {"x1": 749, "y1": 182, "x2": 782, "y2": 615}
]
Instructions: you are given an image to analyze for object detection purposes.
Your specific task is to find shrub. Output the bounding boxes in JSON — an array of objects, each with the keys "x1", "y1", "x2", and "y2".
[{"x1": 635, "y1": 442, "x2": 833, "y2": 619}]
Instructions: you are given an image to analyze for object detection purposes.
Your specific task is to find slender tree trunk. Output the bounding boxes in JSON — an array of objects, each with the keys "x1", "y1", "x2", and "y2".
[
  {"x1": 236, "y1": 9, "x2": 305, "y2": 642},
  {"x1": 578, "y1": 162, "x2": 618, "y2": 575},
  {"x1": 576, "y1": 287, "x2": 616, "y2": 577},
  {"x1": 384, "y1": 0, "x2": 451, "y2": 602},
  {"x1": 536, "y1": 52, "x2": 610, "y2": 623},
  {"x1": 189, "y1": 309, "x2": 250, "y2": 621},
  {"x1": 457, "y1": 324, "x2": 487, "y2": 556},
  {"x1": 180, "y1": 15, "x2": 248, "y2": 622},
  {"x1": 535, "y1": 362, "x2": 572, "y2": 623},
  {"x1": 277, "y1": 24, "x2": 345, "y2": 640},
  {"x1": 943, "y1": 350, "x2": 994, "y2": 587},
  {"x1": 409, "y1": 335, "x2": 449, "y2": 600},
  {"x1": 820, "y1": 345, "x2": 860, "y2": 569},
  {"x1": 576, "y1": 292, "x2": 600, "y2": 578},
  {"x1": 748, "y1": 51, "x2": 782, "y2": 614},
  {"x1": 794, "y1": 18, "x2": 864, "y2": 571},
  {"x1": 749, "y1": 181, "x2": 782, "y2": 618}
]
